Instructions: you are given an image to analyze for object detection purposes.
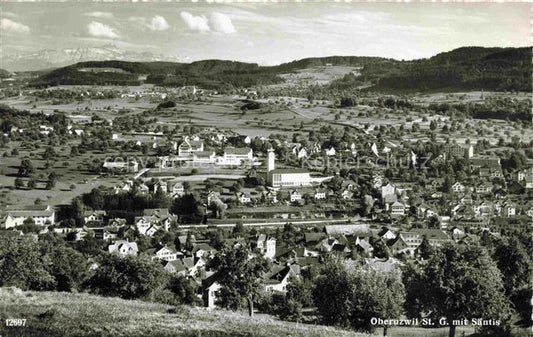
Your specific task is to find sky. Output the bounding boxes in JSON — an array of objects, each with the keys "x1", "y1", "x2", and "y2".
[{"x1": 0, "y1": 1, "x2": 530, "y2": 65}]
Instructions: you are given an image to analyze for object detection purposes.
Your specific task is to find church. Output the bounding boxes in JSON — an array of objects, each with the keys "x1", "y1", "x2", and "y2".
[{"x1": 266, "y1": 148, "x2": 312, "y2": 187}]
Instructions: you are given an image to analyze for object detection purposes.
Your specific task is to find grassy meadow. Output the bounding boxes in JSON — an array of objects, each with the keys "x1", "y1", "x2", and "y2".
[{"x1": 0, "y1": 287, "x2": 372, "y2": 337}]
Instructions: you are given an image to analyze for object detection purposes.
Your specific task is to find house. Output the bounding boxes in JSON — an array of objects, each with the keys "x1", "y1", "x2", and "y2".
[
  {"x1": 341, "y1": 189, "x2": 354, "y2": 200},
  {"x1": 426, "y1": 179, "x2": 444, "y2": 192},
  {"x1": 178, "y1": 140, "x2": 204, "y2": 157},
  {"x1": 263, "y1": 265, "x2": 300, "y2": 293},
  {"x1": 381, "y1": 183, "x2": 396, "y2": 200},
  {"x1": 135, "y1": 216, "x2": 161, "y2": 236},
  {"x1": 451, "y1": 182, "x2": 466, "y2": 193},
  {"x1": 475, "y1": 181, "x2": 493, "y2": 194},
  {"x1": 397, "y1": 229, "x2": 450, "y2": 255},
  {"x1": 324, "y1": 224, "x2": 370, "y2": 236},
  {"x1": 192, "y1": 151, "x2": 216, "y2": 164},
  {"x1": 264, "y1": 190, "x2": 278, "y2": 203},
  {"x1": 237, "y1": 192, "x2": 251, "y2": 204},
  {"x1": 525, "y1": 175, "x2": 533, "y2": 189},
  {"x1": 206, "y1": 191, "x2": 221, "y2": 205},
  {"x1": 222, "y1": 147, "x2": 253, "y2": 165},
  {"x1": 192, "y1": 243, "x2": 216, "y2": 259},
  {"x1": 304, "y1": 232, "x2": 327, "y2": 246},
  {"x1": 1, "y1": 205, "x2": 55, "y2": 228},
  {"x1": 169, "y1": 181, "x2": 185, "y2": 197},
  {"x1": 501, "y1": 202, "x2": 517, "y2": 217},
  {"x1": 377, "y1": 227, "x2": 396, "y2": 240},
  {"x1": 108, "y1": 218, "x2": 127, "y2": 227},
  {"x1": 325, "y1": 147, "x2": 336, "y2": 156},
  {"x1": 152, "y1": 246, "x2": 180, "y2": 261},
  {"x1": 479, "y1": 167, "x2": 503, "y2": 179},
  {"x1": 143, "y1": 208, "x2": 170, "y2": 218},
  {"x1": 355, "y1": 237, "x2": 374, "y2": 255},
  {"x1": 470, "y1": 156, "x2": 501, "y2": 170},
  {"x1": 315, "y1": 237, "x2": 343, "y2": 253},
  {"x1": 93, "y1": 227, "x2": 118, "y2": 240},
  {"x1": 293, "y1": 147, "x2": 307, "y2": 159},
  {"x1": 255, "y1": 234, "x2": 276, "y2": 259},
  {"x1": 164, "y1": 260, "x2": 188, "y2": 275},
  {"x1": 83, "y1": 210, "x2": 106, "y2": 224},
  {"x1": 289, "y1": 190, "x2": 302, "y2": 203},
  {"x1": 108, "y1": 240, "x2": 138, "y2": 257},
  {"x1": 150, "y1": 180, "x2": 168, "y2": 194},
  {"x1": 138, "y1": 183, "x2": 150, "y2": 194},
  {"x1": 202, "y1": 274, "x2": 222, "y2": 309},
  {"x1": 444, "y1": 143, "x2": 474, "y2": 160},
  {"x1": 314, "y1": 189, "x2": 327, "y2": 200},
  {"x1": 390, "y1": 202, "x2": 405, "y2": 217}
]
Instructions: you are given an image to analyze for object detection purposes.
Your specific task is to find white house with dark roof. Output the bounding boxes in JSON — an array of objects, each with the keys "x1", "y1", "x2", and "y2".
[
  {"x1": 2, "y1": 205, "x2": 55, "y2": 228},
  {"x1": 178, "y1": 140, "x2": 204, "y2": 157},
  {"x1": 169, "y1": 181, "x2": 185, "y2": 197},
  {"x1": 108, "y1": 240, "x2": 138, "y2": 257},
  {"x1": 220, "y1": 147, "x2": 253, "y2": 165},
  {"x1": 152, "y1": 246, "x2": 180, "y2": 262},
  {"x1": 83, "y1": 210, "x2": 106, "y2": 224},
  {"x1": 237, "y1": 192, "x2": 252, "y2": 204}
]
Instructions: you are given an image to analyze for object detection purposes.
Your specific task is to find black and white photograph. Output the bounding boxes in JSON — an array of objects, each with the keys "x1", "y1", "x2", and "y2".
[{"x1": 0, "y1": 1, "x2": 531, "y2": 336}]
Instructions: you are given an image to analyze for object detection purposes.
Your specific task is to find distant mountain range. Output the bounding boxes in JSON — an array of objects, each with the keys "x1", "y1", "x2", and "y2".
[{"x1": 0, "y1": 45, "x2": 183, "y2": 72}]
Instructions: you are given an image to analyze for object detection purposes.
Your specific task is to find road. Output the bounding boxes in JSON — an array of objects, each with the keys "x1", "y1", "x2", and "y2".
[{"x1": 178, "y1": 218, "x2": 359, "y2": 229}]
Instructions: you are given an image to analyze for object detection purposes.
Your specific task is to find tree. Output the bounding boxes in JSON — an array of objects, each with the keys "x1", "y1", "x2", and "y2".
[
  {"x1": 86, "y1": 253, "x2": 169, "y2": 300},
  {"x1": 27, "y1": 178, "x2": 36, "y2": 189},
  {"x1": 314, "y1": 257, "x2": 405, "y2": 334},
  {"x1": 209, "y1": 244, "x2": 270, "y2": 317},
  {"x1": 45, "y1": 179, "x2": 55, "y2": 190},
  {"x1": 373, "y1": 239, "x2": 390, "y2": 259},
  {"x1": 167, "y1": 275, "x2": 200, "y2": 305},
  {"x1": 232, "y1": 221, "x2": 245, "y2": 236},
  {"x1": 0, "y1": 237, "x2": 55, "y2": 290},
  {"x1": 278, "y1": 276, "x2": 313, "y2": 322},
  {"x1": 492, "y1": 237, "x2": 532, "y2": 325},
  {"x1": 416, "y1": 236, "x2": 434, "y2": 260},
  {"x1": 18, "y1": 158, "x2": 34, "y2": 177},
  {"x1": 404, "y1": 244, "x2": 512, "y2": 337},
  {"x1": 427, "y1": 215, "x2": 440, "y2": 229},
  {"x1": 39, "y1": 240, "x2": 90, "y2": 291},
  {"x1": 14, "y1": 177, "x2": 24, "y2": 189},
  {"x1": 171, "y1": 194, "x2": 203, "y2": 223}
]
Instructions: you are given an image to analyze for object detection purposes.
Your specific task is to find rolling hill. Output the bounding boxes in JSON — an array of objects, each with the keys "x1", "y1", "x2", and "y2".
[
  {"x1": 0, "y1": 287, "x2": 371, "y2": 337},
  {"x1": 30, "y1": 46, "x2": 532, "y2": 92}
]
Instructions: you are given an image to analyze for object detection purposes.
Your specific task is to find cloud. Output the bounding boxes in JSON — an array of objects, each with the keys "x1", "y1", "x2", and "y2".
[
  {"x1": 180, "y1": 11, "x2": 210, "y2": 32},
  {"x1": 87, "y1": 21, "x2": 119, "y2": 39},
  {"x1": 148, "y1": 15, "x2": 169, "y2": 31},
  {"x1": 0, "y1": 18, "x2": 30, "y2": 33},
  {"x1": 209, "y1": 13, "x2": 236, "y2": 34},
  {"x1": 180, "y1": 11, "x2": 236, "y2": 34},
  {"x1": 85, "y1": 11, "x2": 114, "y2": 19}
]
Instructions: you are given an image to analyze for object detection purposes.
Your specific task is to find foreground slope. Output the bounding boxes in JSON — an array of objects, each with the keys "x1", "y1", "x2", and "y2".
[{"x1": 0, "y1": 288, "x2": 372, "y2": 337}]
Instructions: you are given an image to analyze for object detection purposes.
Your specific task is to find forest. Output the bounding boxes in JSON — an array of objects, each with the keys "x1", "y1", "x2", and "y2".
[{"x1": 30, "y1": 46, "x2": 532, "y2": 93}]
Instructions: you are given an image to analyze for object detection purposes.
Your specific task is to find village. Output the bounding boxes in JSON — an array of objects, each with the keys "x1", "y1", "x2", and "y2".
[{"x1": 0, "y1": 82, "x2": 531, "y2": 319}]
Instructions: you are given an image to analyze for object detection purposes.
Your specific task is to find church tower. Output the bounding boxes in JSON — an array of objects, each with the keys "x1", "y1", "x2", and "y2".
[{"x1": 267, "y1": 148, "x2": 275, "y2": 172}]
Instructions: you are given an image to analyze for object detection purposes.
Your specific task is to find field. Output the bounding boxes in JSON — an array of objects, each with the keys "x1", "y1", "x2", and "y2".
[{"x1": 0, "y1": 287, "x2": 371, "y2": 337}]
